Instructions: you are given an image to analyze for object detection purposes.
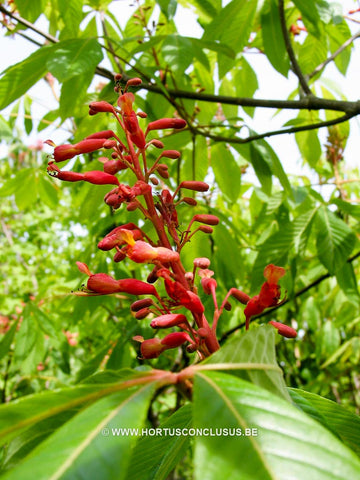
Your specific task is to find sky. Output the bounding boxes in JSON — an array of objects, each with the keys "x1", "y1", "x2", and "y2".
[{"x1": 0, "y1": 0, "x2": 359, "y2": 176}]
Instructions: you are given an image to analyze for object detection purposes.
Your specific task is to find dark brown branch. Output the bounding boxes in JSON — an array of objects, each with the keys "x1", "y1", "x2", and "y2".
[
  {"x1": 220, "y1": 250, "x2": 360, "y2": 344},
  {"x1": 2, "y1": 4, "x2": 360, "y2": 137},
  {"x1": 278, "y1": 0, "x2": 312, "y2": 95},
  {"x1": 194, "y1": 112, "x2": 354, "y2": 145},
  {"x1": 308, "y1": 29, "x2": 360, "y2": 79}
]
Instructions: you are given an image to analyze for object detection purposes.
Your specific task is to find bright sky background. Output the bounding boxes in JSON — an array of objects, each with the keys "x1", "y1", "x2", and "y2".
[{"x1": 0, "y1": 0, "x2": 359, "y2": 177}]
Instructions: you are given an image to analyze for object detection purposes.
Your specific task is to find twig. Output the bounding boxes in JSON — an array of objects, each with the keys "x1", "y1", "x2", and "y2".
[
  {"x1": 278, "y1": 0, "x2": 312, "y2": 95},
  {"x1": 220, "y1": 250, "x2": 360, "y2": 343},
  {"x1": 308, "y1": 29, "x2": 360, "y2": 79}
]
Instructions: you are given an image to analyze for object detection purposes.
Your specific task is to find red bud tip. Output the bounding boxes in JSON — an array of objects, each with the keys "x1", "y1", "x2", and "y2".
[
  {"x1": 114, "y1": 73, "x2": 122, "y2": 81},
  {"x1": 160, "y1": 332, "x2": 190, "y2": 348},
  {"x1": 137, "y1": 111, "x2": 147, "y2": 118},
  {"x1": 269, "y1": 321, "x2": 297, "y2": 338},
  {"x1": 76, "y1": 262, "x2": 92, "y2": 276},
  {"x1": 135, "y1": 308, "x2": 152, "y2": 319},
  {"x1": 180, "y1": 181, "x2": 209, "y2": 192},
  {"x1": 140, "y1": 338, "x2": 165, "y2": 359},
  {"x1": 149, "y1": 139, "x2": 164, "y2": 149},
  {"x1": 230, "y1": 288, "x2": 251, "y2": 305},
  {"x1": 126, "y1": 77, "x2": 142, "y2": 87},
  {"x1": 150, "y1": 313, "x2": 187, "y2": 328},
  {"x1": 193, "y1": 214, "x2": 219, "y2": 226},
  {"x1": 87, "y1": 273, "x2": 123, "y2": 294},
  {"x1": 85, "y1": 130, "x2": 115, "y2": 140},
  {"x1": 130, "y1": 298, "x2": 154, "y2": 311},
  {"x1": 198, "y1": 225, "x2": 213, "y2": 234},
  {"x1": 182, "y1": 197, "x2": 197, "y2": 206},
  {"x1": 161, "y1": 150, "x2": 181, "y2": 159},
  {"x1": 117, "y1": 278, "x2": 158, "y2": 296},
  {"x1": 54, "y1": 139, "x2": 109, "y2": 162},
  {"x1": 146, "y1": 118, "x2": 187, "y2": 134},
  {"x1": 89, "y1": 101, "x2": 115, "y2": 115},
  {"x1": 113, "y1": 250, "x2": 127, "y2": 262},
  {"x1": 103, "y1": 159, "x2": 128, "y2": 174},
  {"x1": 194, "y1": 257, "x2": 211, "y2": 269},
  {"x1": 83, "y1": 171, "x2": 119, "y2": 186}
]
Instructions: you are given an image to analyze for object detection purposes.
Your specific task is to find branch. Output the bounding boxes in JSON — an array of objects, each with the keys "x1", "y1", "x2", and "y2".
[
  {"x1": 193, "y1": 111, "x2": 354, "y2": 145},
  {"x1": 308, "y1": 29, "x2": 360, "y2": 79},
  {"x1": 2, "y1": 6, "x2": 360, "y2": 122},
  {"x1": 278, "y1": 0, "x2": 312, "y2": 95},
  {"x1": 219, "y1": 250, "x2": 360, "y2": 343}
]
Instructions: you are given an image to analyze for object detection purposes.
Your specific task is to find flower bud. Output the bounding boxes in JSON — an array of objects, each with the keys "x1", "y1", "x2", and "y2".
[
  {"x1": 140, "y1": 338, "x2": 165, "y2": 359},
  {"x1": 160, "y1": 150, "x2": 181, "y2": 159},
  {"x1": 54, "y1": 139, "x2": 109, "y2": 162},
  {"x1": 113, "y1": 250, "x2": 127, "y2": 262},
  {"x1": 130, "y1": 298, "x2": 154, "y2": 312},
  {"x1": 150, "y1": 313, "x2": 187, "y2": 329},
  {"x1": 198, "y1": 225, "x2": 213, "y2": 234},
  {"x1": 76, "y1": 262, "x2": 92, "y2": 276},
  {"x1": 150, "y1": 176, "x2": 159, "y2": 185},
  {"x1": 87, "y1": 273, "x2": 123, "y2": 294},
  {"x1": 182, "y1": 197, "x2": 197, "y2": 206},
  {"x1": 180, "y1": 181, "x2": 209, "y2": 192},
  {"x1": 126, "y1": 77, "x2": 142, "y2": 87},
  {"x1": 89, "y1": 101, "x2": 115, "y2": 115},
  {"x1": 160, "y1": 332, "x2": 190, "y2": 348},
  {"x1": 148, "y1": 139, "x2": 164, "y2": 149},
  {"x1": 146, "y1": 118, "x2": 187, "y2": 134},
  {"x1": 194, "y1": 257, "x2": 211, "y2": 269},
  {"x1": 127, "y1": 202, "x2": 139, "y2": 211},
  {"x1": 103, "y1": 159, "x2": 128, "y2": 174},
  {"x1": 193, "y1": 214, "x2": 219, "y2": 226},
  {"x1": 181, "y1": 291, "x2": 205, "y2": 314},
  {"x1": 224, "y1": 301, "x2": 232, "y2": 311},
  {"x1": 137, "y1": 111, "x2": 147, "y2": 118},
  {"x1": 85, "y1": 130, "x2": 115, "y2": 140},
  {"x1": 135, "y1": 308, "x2": 152, "y2": 320},
  {"x1": 117, "y1": 278, "x2": 158, "y2": 296},
  {"x1": 83, "y1": 171, "x2": 119, "y2": 186},
  {"x1": 269, "y1": 321, "x2": 297, "y2": 338},
  {"x1": 201, "y1": 277, "x2": 217, "y2": 295},
  {"x1": 230, "y1": 289, "x2": 251, "y2": 305}
]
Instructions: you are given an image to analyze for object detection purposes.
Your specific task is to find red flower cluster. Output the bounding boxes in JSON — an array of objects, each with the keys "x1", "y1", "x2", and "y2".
[{"x1": 46, "y1": 76, "x2": 296, "y2": 360}]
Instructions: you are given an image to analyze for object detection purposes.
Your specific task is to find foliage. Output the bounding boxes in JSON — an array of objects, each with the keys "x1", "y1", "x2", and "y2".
[{"x1": 1, "y1": 0, "x2": 360, "y2": 478}]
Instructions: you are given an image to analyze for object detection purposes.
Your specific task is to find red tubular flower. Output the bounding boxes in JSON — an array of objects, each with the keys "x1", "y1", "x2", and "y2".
[
  {"x1": 116, "y1": 278, "x2": 158, "y2": 296},
  {"x1": 117, "y1": 92, "x2": 146, "y2": 149},
  {"x1": 161, "y1": 332, "x2": 190, "y2": 348},
  {"x1": 83, "y1": 171, "x2": 119, "y2": 186},
  {"x1": 145, "y1": 118, "x2": 186, "y2": 135},
  {"x1": 85, "y1": 130, "x2": 116, "y2": 140},
  {"x1": 89, "y1": 101, "x2": 116, "y2": 115},
  {"x1": 87, "y1": 273, "x2": 124, "y2": 294},
  {"x1": 139, "y1": 338, "x2": 165, "y2": 359},
  {"x1": 192, "y1": 214, "x2": 220, "y2": 226},
  {"x1": 180, "y1": 181, "x2": 209, "y2": 192},
  {"x1": 54, "y1": 139, "x2": 112, "y2": 162},
  {"x1": 269, "y1": 321, "x2": 297, "y2": 338},
  {"x1": 127, "y1": 240, "x2": 180, "y2": 264},
  {"x1": 150, "y1": 313, "x2": 187, "y2": 329},
  {"x1": 130, "y1": 298, "x2": 154, "y2": 311},
  {"x1": 103, "y1": 159, "x2": 128, "y2": 174},
  {"x1": 230, "y1": 288, "x2": 251, "y2": 305},
  {"x1": 244, "y1": 264, "x2": 286, "y2": 329}
]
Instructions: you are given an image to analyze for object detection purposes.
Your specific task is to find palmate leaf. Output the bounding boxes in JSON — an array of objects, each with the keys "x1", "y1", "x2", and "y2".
[
  {"x1": 127, "y1": 404, "x2": 192, "y2": 480},
  {"x1": 1, "y1": 384, "x2": 156, "y2": 480},
  {"x1": 193, "y1": 372, "x2": 360, "y2": 480},
  {"x1": 0, "y1": 371, "x2": 160, "y2": 446},
  {"x1": 315, "y1": 206, "x2": 356, "y2": 274},
  {"x1": 289, "y1": 388, "x2": 360, "y2": 457},
  {"x1": 261, "y1": 0, "x2": 289, "y2": 77}
]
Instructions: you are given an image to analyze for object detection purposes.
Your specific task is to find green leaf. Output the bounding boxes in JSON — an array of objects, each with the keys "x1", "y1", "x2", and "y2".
[
  {"x1": 59, "y1": 72, "x2": 92, "y2": 120},
  {"x1": 298, "y1": 33, "x2": 328, "y2": 75},
  {"x1": 37, "y1": 174, "x2": 59, "y2": 209},
  {"x1": 0, "y1": 46, "x2": 53, "y2": 110},
  {"x1": 211, "y1": 143, "x2": 241, "y2": 202},
  {"x1": 15, "y1": 0, "x2": 44, "y2": 23},
  {"x1": 203, "y1": 0, "x2": 257, "y2": 53},
  {"x1": 204, "y1": 325, "x2": 289, "y2": 401},
  {"x1": 261, "y1": 0, "x2": 289, "y2": 76},
  {"x1": 47, "y1": 38, "x2": 103, "y2": 82},
  {"x1": 193, "y1": 372, "x2": 360, "y2": 480},
  {"x1": 335, "y1": 262, "x2": 360, "y2": 304},
  {"x1": 58, "y1": 0, "x2": 83, "y2": 39},
  {"x1": 316, "y1": 320, "x2": 340, "y2": 363},
  {"x1": 315, "y1": 206, "x2": 356, "y2": 273},
  {"x1": 249, "y1": 143, "x2": 272, "y2": 194},
  {"x1": 0, "y1": 115, "x2": 13, "y2": 139},
  {"x1": 295, "y1": 122, "x2": 322, "y2": 167},
  {"x1": 234, "y1": 57, "x2": 258, "y2": 117},
  {"x1": 293, "y1": 0, "x2": 322, "y2": 37},
  {"x1": 155, "y1": 0, "x2": 178, "y2": 19},
  {"x1": 127, "y1": 404, "x2": 192, "y2": 480},
  {"x1": 161, "y1": 35, "x2": 194, "y2": 73},
  {"x1": 0, "y1": 320, "x2": 19, "y2": 362},
  {"x1": 0, "y1": 371, "x2": 157, "y2": 446},
  {"x1": 289, "y1": 388, "x2": 360, "y2": 457},
  {"x1": 1, "y1": 384, "x2": 155, "y2": 480}
]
